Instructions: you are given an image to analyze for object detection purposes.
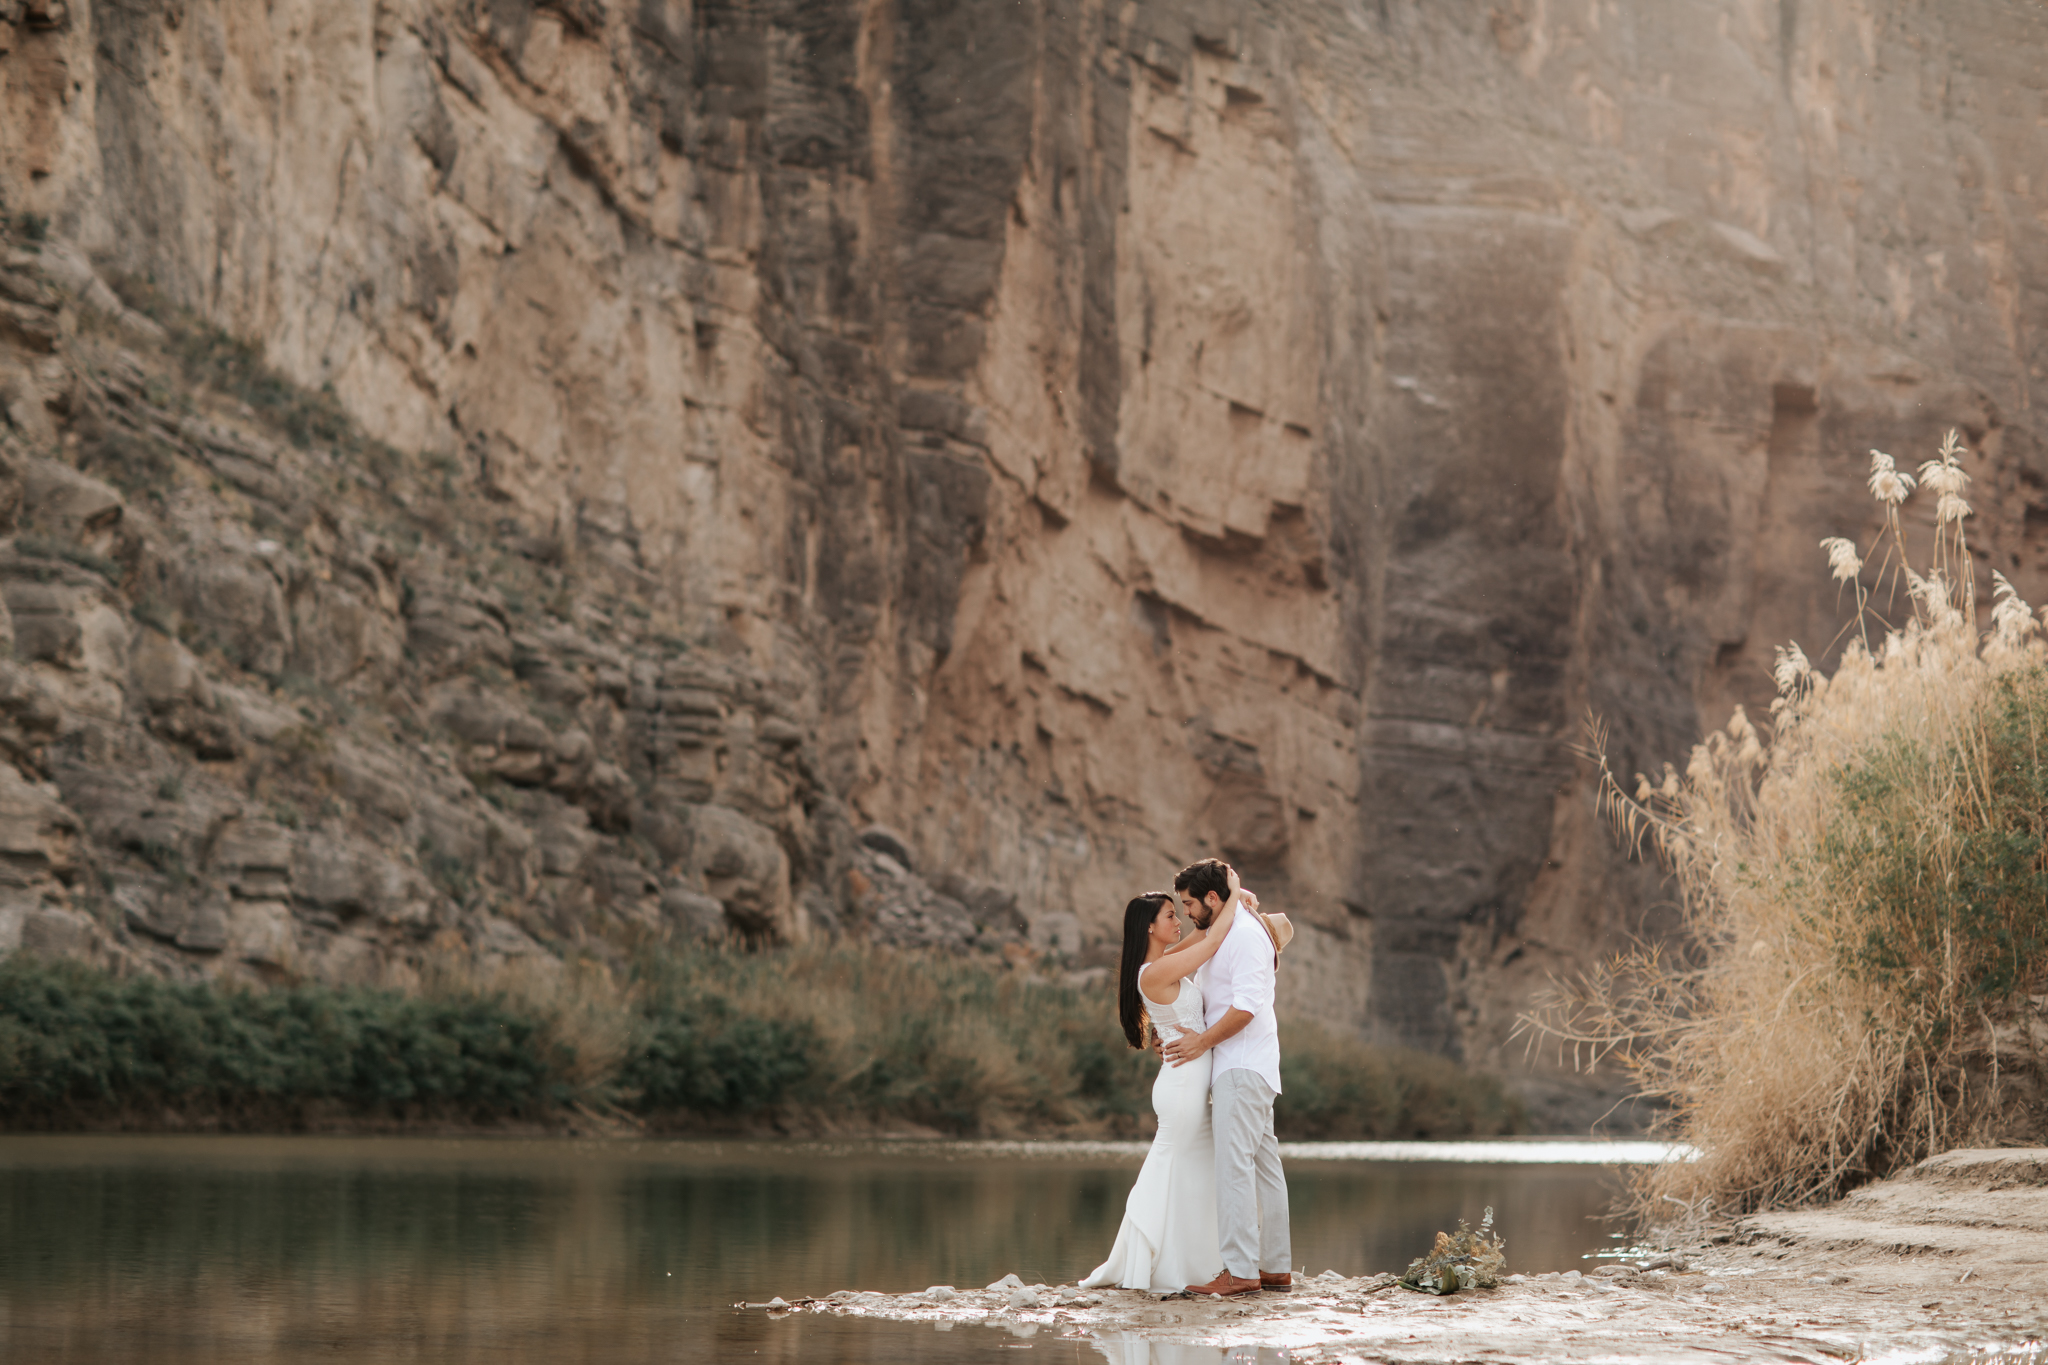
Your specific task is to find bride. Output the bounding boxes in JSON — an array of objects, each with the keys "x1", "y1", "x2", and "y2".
[{"x1": 1081, "y1": 869, "x2": 1286, "y2": 1292}]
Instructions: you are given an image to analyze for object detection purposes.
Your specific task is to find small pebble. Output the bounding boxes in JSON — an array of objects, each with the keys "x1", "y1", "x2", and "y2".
[
  {"x1": 924, "y1": 1285, "x2": 958, "y2": 1302},
  {"x1": 766, "y1": 1297, "x2": 789, "y2": 1310},
  {"x1": 987, "y1": 1273, "x2": 1025, "y2": 1292}
]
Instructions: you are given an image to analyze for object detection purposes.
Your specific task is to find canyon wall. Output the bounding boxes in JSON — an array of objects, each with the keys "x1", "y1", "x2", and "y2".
[{"x1": 2, "y1": 0, "x2": 2045, "y2": 1123}]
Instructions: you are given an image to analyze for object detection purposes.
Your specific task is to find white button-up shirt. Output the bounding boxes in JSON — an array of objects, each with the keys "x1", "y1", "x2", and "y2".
[{"x1": 1197, "y1": 907, "x2": 1282, "y2": 1095}]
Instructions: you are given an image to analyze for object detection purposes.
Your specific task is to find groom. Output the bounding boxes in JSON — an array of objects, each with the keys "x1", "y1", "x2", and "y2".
[{"x1": 1162, "y1": 857, "x2": 1292, "y2": 1297}]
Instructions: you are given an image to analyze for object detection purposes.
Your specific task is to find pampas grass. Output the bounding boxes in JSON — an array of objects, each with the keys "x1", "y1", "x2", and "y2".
[{"x1": 1525, "y1": 430, "x2": 2048, "y2": 1216}]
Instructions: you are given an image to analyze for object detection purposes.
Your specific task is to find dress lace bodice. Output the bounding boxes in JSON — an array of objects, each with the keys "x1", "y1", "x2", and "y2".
[{"x1": 1139, "y1": 965, "x2": 1206, "y2": 1040}]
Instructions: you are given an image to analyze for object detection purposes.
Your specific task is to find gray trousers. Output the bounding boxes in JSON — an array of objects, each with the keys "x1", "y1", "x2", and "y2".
[{"x1": 1212, "y1": 1067, "x2": 1291, "y2": 1277}]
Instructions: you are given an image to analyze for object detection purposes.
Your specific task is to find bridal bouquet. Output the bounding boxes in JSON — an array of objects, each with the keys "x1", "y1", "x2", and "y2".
[{"x1": 1398, "y1": 1206, "x2": 1506, "y2": 1294}]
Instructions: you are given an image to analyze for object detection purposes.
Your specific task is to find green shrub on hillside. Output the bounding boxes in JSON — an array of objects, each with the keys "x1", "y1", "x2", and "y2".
[{"x1": 106, "y1": 275, "x2": 403, "y2": 482}]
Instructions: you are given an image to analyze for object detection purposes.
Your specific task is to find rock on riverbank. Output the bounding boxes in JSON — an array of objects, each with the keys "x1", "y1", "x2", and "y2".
[{"x1": 747, "y1": 1149, "x2": 2048, "y2": 1363}]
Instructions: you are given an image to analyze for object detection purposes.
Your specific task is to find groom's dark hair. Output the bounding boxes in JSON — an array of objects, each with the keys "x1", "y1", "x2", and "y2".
[{"x1": 1173, "y1": 858, "x2": 1232, "y2": 907}]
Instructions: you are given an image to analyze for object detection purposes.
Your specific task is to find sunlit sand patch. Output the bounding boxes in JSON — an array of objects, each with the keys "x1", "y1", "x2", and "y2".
[{"x1": 750, "y1": 1232, "x2": 2047, "y2": 1361}]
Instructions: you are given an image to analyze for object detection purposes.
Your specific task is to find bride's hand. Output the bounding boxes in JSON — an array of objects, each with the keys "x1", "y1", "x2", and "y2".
[{"x1": 1226, "y1": 865, "x2": 1242, "y2": 899}]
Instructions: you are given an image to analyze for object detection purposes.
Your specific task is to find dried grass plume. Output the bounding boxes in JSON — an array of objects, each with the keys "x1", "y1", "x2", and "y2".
[{"x1": 1523, "y1": 429, "x2": 2048, "y2": 1218}]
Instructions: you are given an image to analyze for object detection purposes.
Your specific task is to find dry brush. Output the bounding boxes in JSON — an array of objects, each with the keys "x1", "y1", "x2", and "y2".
[{"x1": 1526, "y1": 431, "x2": 2048, "y2": 1216}]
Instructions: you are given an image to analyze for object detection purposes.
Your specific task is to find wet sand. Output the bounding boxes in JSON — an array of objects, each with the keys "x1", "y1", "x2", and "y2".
[{"x1": 752, "y1": 1149, "x2": 2048, "y2": 1363}]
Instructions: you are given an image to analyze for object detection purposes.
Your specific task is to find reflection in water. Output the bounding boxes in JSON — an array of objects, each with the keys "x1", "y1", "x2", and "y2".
[
  {"x1": 1283, "y1": 1139, "x2": 1687, "y2": 1164},
  {"x1": 0, "y1": 1136, "x2": 1626, "y2": 1364}
]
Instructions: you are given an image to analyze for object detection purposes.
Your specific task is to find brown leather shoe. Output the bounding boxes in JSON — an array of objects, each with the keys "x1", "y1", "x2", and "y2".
[
  {"x1": 1259, "y1": 1271, "x2": 1293, "y2": 1292},
  {"x1": 1185, "y1": 1272, "x2": 1261, "y2": 1298}
]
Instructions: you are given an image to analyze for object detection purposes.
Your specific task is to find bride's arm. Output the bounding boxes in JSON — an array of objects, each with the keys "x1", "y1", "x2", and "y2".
[
  {"x1": 1144, "y1": 890, "x2": 1246, "y2": 988},
  {"x1": 1162, "y1": 867, "x2": 1243, "y2": 957}
]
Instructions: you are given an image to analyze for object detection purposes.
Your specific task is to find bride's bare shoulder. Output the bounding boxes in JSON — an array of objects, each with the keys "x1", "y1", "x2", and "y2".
[{"x1": 1135, "y1": 961, "x2": 1181, "y2": 1005}]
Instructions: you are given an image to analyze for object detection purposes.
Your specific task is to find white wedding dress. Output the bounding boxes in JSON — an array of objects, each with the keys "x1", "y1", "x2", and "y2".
[{"x1": 1080, "y1": 964, "x2": 1220, "y2": 1292}]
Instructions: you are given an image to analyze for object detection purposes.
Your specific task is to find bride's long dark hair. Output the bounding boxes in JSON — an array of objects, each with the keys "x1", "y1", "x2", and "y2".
[{"x1": 1117, "y1": 893, "x2": 1176, "y2": 1050}]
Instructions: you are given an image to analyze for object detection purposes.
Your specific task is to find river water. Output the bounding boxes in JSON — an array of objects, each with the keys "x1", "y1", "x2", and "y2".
[{"x1": 0, "y1": 1133, "x2": 1666, "y2": 1364}]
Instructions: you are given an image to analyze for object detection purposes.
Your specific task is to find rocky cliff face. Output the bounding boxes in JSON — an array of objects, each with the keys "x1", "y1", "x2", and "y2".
[{"x1": 2, "y1": 0, "x2": 2045, "y2": 1124}]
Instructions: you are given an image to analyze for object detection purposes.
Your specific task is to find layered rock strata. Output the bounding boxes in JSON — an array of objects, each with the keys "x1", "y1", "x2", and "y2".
[
  {"x1": 0, "y1": 245, "x2": 1039, "y2": 988},
  {"x1": 3, "y1": 1, "x2": 2047, "y2": 1121}
]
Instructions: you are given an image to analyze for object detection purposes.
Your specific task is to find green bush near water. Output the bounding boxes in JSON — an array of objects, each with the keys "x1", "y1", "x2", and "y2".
[
  {"x1": 0, "y1": 945, "x2": 1523, "y2": 1136},
  {"x1": 1279, "y1": 1024, "x2": 1526, "y2": 1138},
  {"x1": 1830, "y1": 668, "x2": 2048, "y2": 1019},
  {"x1": 624, "y1": 941, "x2": 1160, "y2": 1130},
  {"x1": 0, "y1": 959, "x2": 569, "y2": 1124},
  {"x1": 618, "y1": 1003, "x2": 817, "y2": 1115}
]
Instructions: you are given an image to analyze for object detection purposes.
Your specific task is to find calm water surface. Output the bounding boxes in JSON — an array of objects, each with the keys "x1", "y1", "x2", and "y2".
[{"x1": 0, "y1": 1134, "x2": 1653, "y2": 1364}]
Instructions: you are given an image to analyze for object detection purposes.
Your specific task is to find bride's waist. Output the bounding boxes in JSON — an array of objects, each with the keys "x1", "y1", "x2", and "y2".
[{"x1": 1155, "y1": 1022, "x2": 1210, "y2": 1048}]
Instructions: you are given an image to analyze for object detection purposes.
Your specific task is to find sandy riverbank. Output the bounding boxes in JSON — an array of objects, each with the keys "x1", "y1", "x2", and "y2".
[{"x1": 744, "y1": 1149, "x2": 2048, "y2": 1363}]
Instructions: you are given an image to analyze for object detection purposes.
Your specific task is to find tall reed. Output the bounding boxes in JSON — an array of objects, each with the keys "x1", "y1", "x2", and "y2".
[{"x1": 1527, "y1": 432, "x2": 2048, "y2": 1215}]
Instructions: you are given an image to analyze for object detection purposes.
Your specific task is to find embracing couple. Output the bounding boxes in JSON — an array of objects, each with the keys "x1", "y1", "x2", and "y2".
[{"x1": 1081, "y1": 858, "x2": 1295, "y2": 1298}]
